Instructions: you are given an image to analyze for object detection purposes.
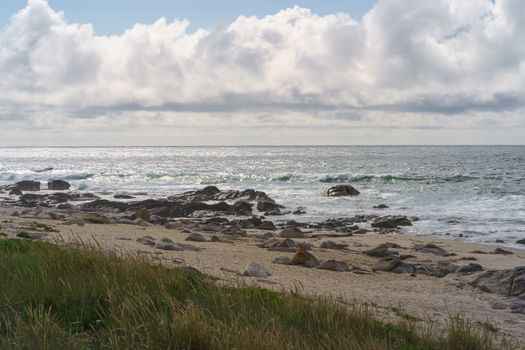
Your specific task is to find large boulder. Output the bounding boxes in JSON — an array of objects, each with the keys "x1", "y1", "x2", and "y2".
[
  {"x1": 257, "y1": 200, "x2": 284, "y2": 212},
  {"x1": 12, "y1": 180, "x2": 40, "y2": 191},
  {"x1": 48, "y1": 180, "x2": 71, "y2": 191},
  {"x1": 324, "y1": 185, "x2": 360, "y2": 197}
]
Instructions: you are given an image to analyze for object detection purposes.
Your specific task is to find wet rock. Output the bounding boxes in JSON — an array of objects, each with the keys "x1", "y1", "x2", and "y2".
[
  {"x1": 56, "y1": 203, "x2": 74, "y2": 210},
  {"x1": 168, "y1": 186, "x2": 277, "y2": 204},
  {"x1": 291, "y1": 248, "x2": 319, "y2": 268},
  {"x1": 279, "y1": 227, "x2": 305, "y2": 238},
  {"x1": 317, "y1": 260, "x2": 350, "y2": 272},
  {"x1": 243, "y1": 263, "x2": 271, "y2": 278},
  {"x1": 470, "y1": 266, "x2": 525, "y2": 299},
  {"x1": 114, "y1": 194, "x2": 135, "y2": 199},
  {"x1": 137, "y1": 236, "x2": 156, "y2": 246},
  {"x1": 413, "y1": 243, "x2": 449, "y2": 256},
  {"x1": 47, "y1": 180, "x2": 71, "y2": 191},
  {"x1": 516, "y1": 239, "x2": 525, "y2": 245},
  {"x1": 492, "y1": 248, "x2": 513, "y2": 255},
  {"x1": 12, "y1": 181, "x2": 41, "y2": 192},
  {"x1": 292, "y1": 208, "x2": 306, "y2": 215},
  {"x1": 232, "y1": 200, "x2": 253, "y2": 215},
  {"x1": 19, "y1": 193, "x2": 99, "y2": 207},
  {"x1": 373, "y1": 204, "x2": 389, "y2": 209},
  {"x1": 264, "y1": 209, "x2": 283, "y2": 216},
  {"x1": 257, "y1": 200, "x2": 283, "y2": 212},
  {"x1": 83, "y1": 213, "x2": 111, "y2": 224},
  {"x1": 372, "y1": 216, "x2": 412, "y2": 228},
  {"x1": 186, "y1": 232, "x2": 207, "y2": 242},
  {"x1": 325, "y1": 184, "x2": 360, "y2": 197},
  {"x1": 258, "y1": 221, "x2": 276, "y2": 230},
  {"x1": 9, "y1": 188, "x2": 23, "y2": 196}
]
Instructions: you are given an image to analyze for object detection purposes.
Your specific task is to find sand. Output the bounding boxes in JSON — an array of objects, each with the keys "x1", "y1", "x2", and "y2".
[{"x1": 1, "y1": 208, "x2": 525, "y2": 342}]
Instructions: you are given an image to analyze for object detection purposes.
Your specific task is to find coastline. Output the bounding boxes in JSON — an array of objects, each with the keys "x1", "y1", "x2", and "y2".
[{"x1": 1, "y1": 200, "x2": 525, "y2": 342}]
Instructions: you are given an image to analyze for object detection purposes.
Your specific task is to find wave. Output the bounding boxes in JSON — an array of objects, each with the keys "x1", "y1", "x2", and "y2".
[
  {"x1": 64, "y1": 173, "x2": 95, "y2": 180},
  {"x1": 319, "y1": 174, "x2": 483, "y2": 184}
]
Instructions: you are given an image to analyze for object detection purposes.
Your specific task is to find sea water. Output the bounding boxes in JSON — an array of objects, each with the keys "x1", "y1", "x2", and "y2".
[{"x1": 0, "y1": 146, "x2": 524, "y2": 246}]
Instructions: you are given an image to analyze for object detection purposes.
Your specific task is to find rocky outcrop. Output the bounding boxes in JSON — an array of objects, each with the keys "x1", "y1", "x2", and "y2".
[
  {"x1": 168, "y1": 186, "x2": 278, "y2": 204},
  {"x1": 470, "y1": 266, "x2": 525, "y2": 300},
  {"x1": 48, "y1": 180, "x2": 71, "y2": 191},
  {"x1": 324, "y1": 185, "x2": 360, "y2": 197},
  {"x1": 10, "y1": 181, "x2": 41, "y2": 192},
  {"x1": 257, "y1": 200, "x2": 284, "y2": 212},
  {"x1": 15, "y1": 192, "x2": 99, "y2": 207}
]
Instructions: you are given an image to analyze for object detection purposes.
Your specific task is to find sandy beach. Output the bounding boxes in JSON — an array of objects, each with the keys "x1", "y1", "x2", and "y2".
[{"x1": 2, "y1": 203, "x2": 524, "y2": 343}]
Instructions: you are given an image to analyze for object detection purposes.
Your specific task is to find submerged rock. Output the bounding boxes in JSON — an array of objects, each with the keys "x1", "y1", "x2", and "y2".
[{"x1": 324, "y1": 185, "x2": 360, "y2": 197}]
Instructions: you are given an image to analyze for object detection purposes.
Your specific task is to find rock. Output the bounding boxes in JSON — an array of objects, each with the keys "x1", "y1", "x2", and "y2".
[
  {"x1": 48, "y1": 212, "x2": 65, "y2": 220},
  {"x1": 320, "y1": 240, "x2": 349, "y2": 250},
  {"x1": 291, "y1": 248, "x2": 319, "y2": 268},
  {"x1": 272, "y1": 256, "x2": 292, "y2": 265},
  {"x1": 160, "y1": 237, "x2": 174, "y2": 244},
  {"x1": 186, "y1": 232, "x2": 207, "y2": 242},
  {"x1": 17, "y1": 231, "x2": 46, "y2": 240},
  {"x1": 137, "y1": 236, "x2": 156, "y2": 246},
  {"x1": 495, "y1": 239, "x2": 505, "y2": 243},
  {"x1": 264, "y1": 209, "x2": 283, "y2": 216},
  {"x1": 83, "y1": 213, "x2": 111, "y2": 224},
  {"x1": 516, "y1": 239, "x2": 525, "y2": 245},
  {"x1": 232, "y1": 200, "x2": 253, "y2": 215},
  {"x1": 47, "y1": 180, "x2": 71, "y2": 191},
  {"x1": 114, "y1": 194, "x2": 135, "y2": 199},
  {"x1": 155, "y1": 242, "x2": 185, "y2": 251},
  {"x1": 243, "y1": 263, "x2": 271, "y2": 278},
  {"x1": 372, "y1": 216, "x2": 412, "y2": 228},
  {"x1": 325, "y1": 184, "x2": 360, "y2": 197},
  {"x1": 12, "y1": 180, "x2": 41, "y2": 191},
  {"x1": 56, "y1": 203, "x2": 74, "y2": 210},
  {"x1": 211, "y1": 235, "x2": 232, "y2": 243},
  {"x1": 257, "y1": 200, "x2": 283, "y2": 212},
  {"x1": 64, "y1": 218, "x2": 85, "y2": 226},
  {"x1": 492, "y1": 248, "x2": 513, "y2": 255},
  {"x1": 133, "y1": 208, "x2": 151, "y2": 222},
  {"x1": 365, "y1": 243, "x2": 394, "y2": 258},
  {"x1": 430, "y1": 261, "x2": 460, "y2": 278},
  {"x1": 413, "y1": 243, "x2": 449, "y2": 256},
  {"x1": 279, "y1": 227, "x2": 305, "y2": 238},
  {"x1": 9, "y1": 188, "x2": 23, "y2": 196},
  {"x1": 316, "y1": 260, "x2": 349, "y2": 272},
  {"x1": 456, "y1": 263, "x2": 483, "y2": 275},
  {"x1": 258, "y1": 221, "x2": 276, "y2": 230},
  {"x1": 470, "y1": 266, "x2": 525, "y2": 299},
  {"x1": 373, "y1": 204, "x2": 389, "y2": 209},
  {"x1": 372, "y1": 258, "x2": 415, "y2": 274}
]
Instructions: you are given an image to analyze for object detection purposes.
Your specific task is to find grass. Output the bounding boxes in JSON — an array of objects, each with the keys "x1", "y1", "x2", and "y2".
[{"x1": 0, "y1": 238, "x2": 519, "y2": 350}]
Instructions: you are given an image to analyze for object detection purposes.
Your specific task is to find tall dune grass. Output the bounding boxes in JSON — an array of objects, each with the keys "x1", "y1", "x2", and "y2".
[{"x1": 0, "y1": 239, "x2": 518, "y2": 349}]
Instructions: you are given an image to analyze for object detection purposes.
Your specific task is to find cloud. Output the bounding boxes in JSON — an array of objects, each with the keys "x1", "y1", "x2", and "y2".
[{"x1": 0, "y1": 0, "x2": 524, "y2": 145}]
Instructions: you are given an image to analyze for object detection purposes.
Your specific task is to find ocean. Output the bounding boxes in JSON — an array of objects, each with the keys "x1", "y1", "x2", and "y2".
[{"x1": 0, "y1": 146, "x2": 524, "y2": 246}]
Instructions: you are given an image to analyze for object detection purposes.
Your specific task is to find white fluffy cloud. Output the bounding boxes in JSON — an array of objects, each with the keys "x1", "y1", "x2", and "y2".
[{"x1": 0, "y1": 0, "x2": 524, "y2": 145}]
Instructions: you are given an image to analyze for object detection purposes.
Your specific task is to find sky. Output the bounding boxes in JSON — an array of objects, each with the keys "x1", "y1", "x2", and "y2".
[{"x1": 0, "y1": 0, "x2": 524, "y2": 146}]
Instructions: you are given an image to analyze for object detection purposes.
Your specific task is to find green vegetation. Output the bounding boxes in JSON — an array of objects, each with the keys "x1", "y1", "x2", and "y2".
[
  {"x1": 27, "y1": 223, "x2": 59, "y2": 233},
  {"x1": 15, "y1": 231, "x2": 32, "y2": 239},
  {"x1": 0, "y1": 239, "x2": 518, "y2": 350}
]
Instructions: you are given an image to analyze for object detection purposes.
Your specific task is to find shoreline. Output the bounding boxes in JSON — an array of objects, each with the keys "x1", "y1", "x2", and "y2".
[{"x1": 1, "y1": 200, "x2": 525, "y2": 342}]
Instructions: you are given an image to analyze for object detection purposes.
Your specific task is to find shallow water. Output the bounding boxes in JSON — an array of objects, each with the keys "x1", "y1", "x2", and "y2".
[{"x1": 0, "y1": 146, "x2": 524, "y2": 246}]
